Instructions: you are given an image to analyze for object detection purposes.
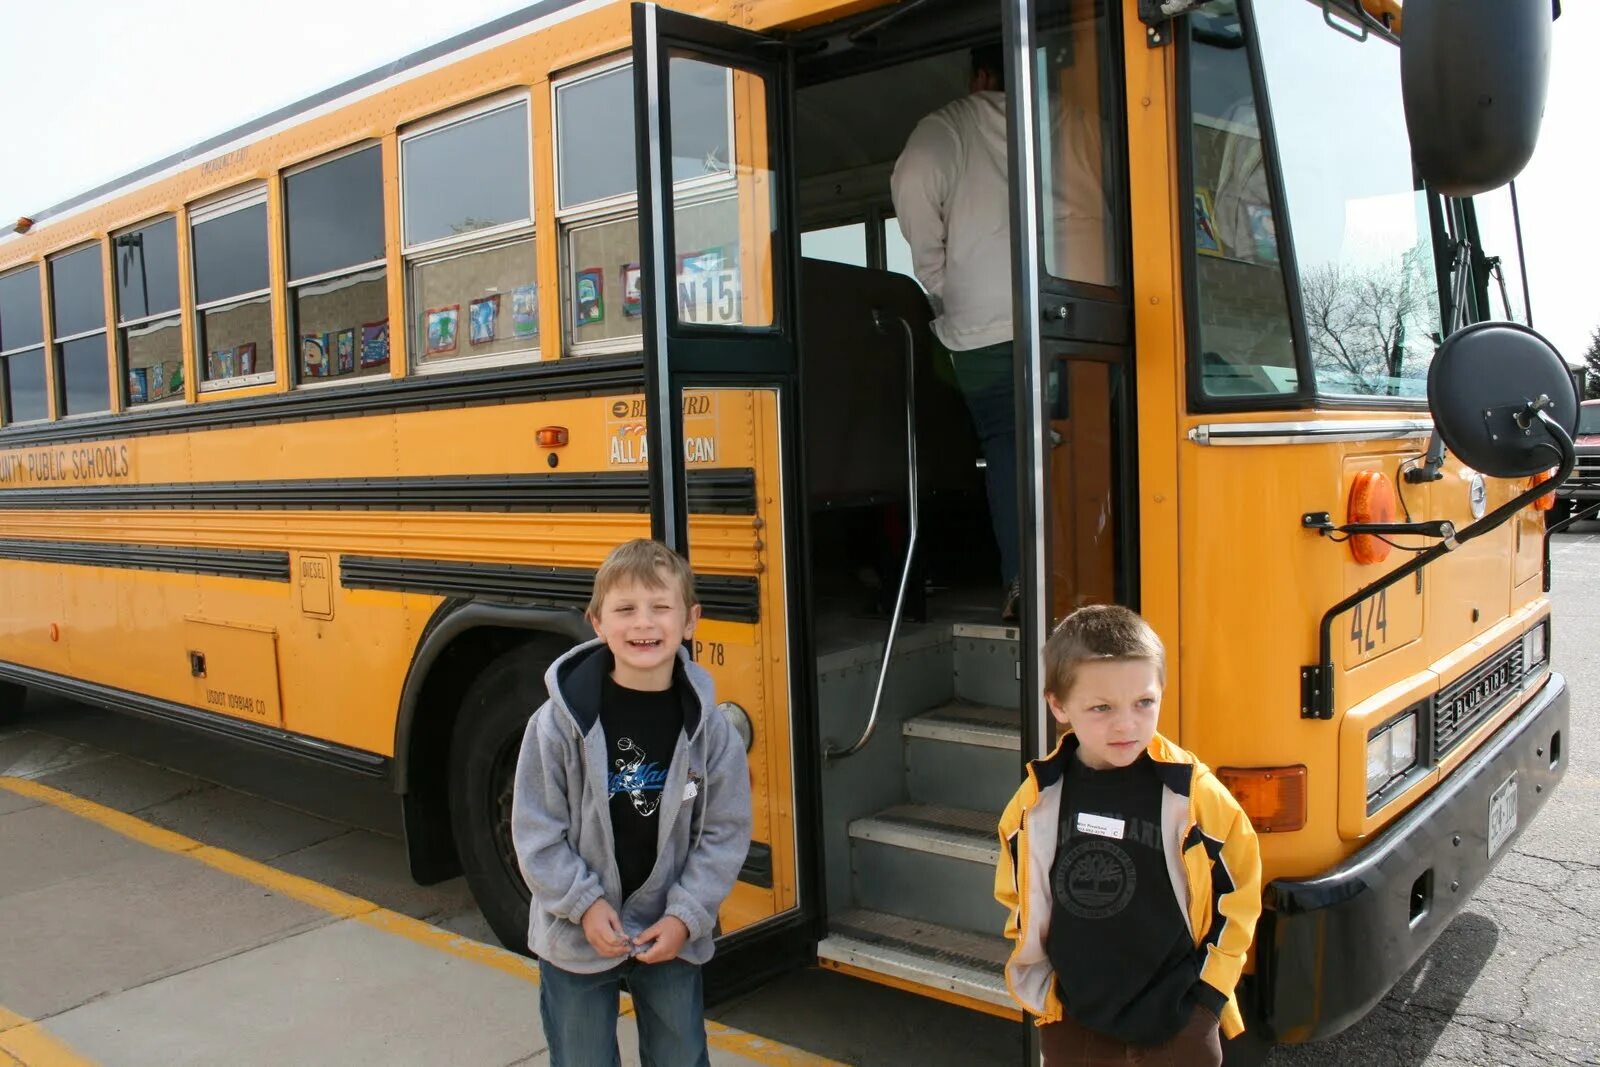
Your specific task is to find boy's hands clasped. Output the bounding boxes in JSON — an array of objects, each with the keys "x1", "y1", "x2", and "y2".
[{"x1": 581, "y1": 900, "x2": 689, "y2": 963}]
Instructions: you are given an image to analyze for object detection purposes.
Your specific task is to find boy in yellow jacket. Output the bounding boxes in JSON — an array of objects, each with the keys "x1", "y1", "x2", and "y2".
[{"x1": 996, "y1": 605, "x2": 1262, "y2": 1065}]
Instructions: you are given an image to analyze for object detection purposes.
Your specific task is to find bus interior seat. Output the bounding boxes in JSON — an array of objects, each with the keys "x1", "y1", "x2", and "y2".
[{"x1": 800, "y1": 257, "x2": 980, "y2": 509}]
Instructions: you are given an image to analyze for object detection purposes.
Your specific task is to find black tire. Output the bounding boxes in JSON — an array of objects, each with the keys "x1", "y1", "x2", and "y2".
[
  {"x1": 449, "y1": 643, "x2": 555, "y2": 955},
  {"x1": 0, "y1": 680, "x2": 26, "y2": 722}
]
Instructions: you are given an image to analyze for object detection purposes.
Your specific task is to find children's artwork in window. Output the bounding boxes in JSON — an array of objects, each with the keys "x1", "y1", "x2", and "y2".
[
  {"x1": 208, "y1": 346, "x2": 238, "y2": 380},
  {"x1": 1194, "y1": 189, "x2": 1223, "y2": 257},
  {"x1": 237, "y1": 341, "x2": 257, "y2": 376},
  {"x1": 425, "y1": 304, "x2": 459, "y2": 355},
  {"x1": 574, "y1": 268, "x2": 604, "y2": 326},
  {"x1": 1244, "y1": 204, "x2": 1278, "y2": 263},
  {"x1": 360, "y1": 319, "x2": 390, "y2": 367},
  {"x1": 511, "y1": 285, "x2": 538, "y2": 339},
  {"x1": 128, "y1": 368, "x2": 148, "y2": 404},
  {"x1": 333, "y1": 329, "x2": 356, "y2": 373},
  {"x1": 622, "y1": 263, "x2": 642, "y2": 319},
  {"x1": 469, "y1": 295, "x2": 500, "y2": 345},
  {"x1": 301, "y1": 334, "x2": 330, "y2": 377}
]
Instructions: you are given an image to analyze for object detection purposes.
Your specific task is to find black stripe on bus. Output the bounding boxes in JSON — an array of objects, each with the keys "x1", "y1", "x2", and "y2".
[
  {"x1": 0, "y1": 355, "x2": 645, "y2": 448},
  {"x1": 341, "y1": 557, "x2": 761, "y2": 624},
  {"x1": 0, "y1": 468, "x2": 757, "y2": 515},
  {"x1": 0, "y1": 539, "x2": 290, "y2": 581},
  {"x1": 0, "y1": 659, "x2": 388, "y2": 778}
]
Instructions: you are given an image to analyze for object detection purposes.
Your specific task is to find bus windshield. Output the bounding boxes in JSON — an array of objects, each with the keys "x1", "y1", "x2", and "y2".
[{"x1": 1254, "y1": 0, "x2": 1442, "y2": 401}]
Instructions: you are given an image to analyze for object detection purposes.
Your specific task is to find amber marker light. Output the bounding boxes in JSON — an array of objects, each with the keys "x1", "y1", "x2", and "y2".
[
  {"x1": 1347, "y1": 470, "x2": 1397, "y2": 564},
  {"x1": 1528, "y1": 467, "x2": 1557, "y2": 511},
  {"x1": 535, "y1": 426, "x2": 569, "y2": 448},
  {"x1": 1217, "y1": 765, "x2": 1307, "y2": 833}
]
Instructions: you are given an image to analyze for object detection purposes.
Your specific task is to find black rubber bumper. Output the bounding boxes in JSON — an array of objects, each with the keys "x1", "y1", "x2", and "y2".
[{"x1": 1258, "y1": 671, "x2": 1569, "y2": 1043}]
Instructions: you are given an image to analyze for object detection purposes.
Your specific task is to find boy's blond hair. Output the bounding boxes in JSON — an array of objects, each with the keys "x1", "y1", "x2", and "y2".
[
  {"x1": 1043, "y1": 604, "x2": 1165, "y2": 699},
  {"x1": 586, "y1": 538, "x2": 699, "y2": 618}
]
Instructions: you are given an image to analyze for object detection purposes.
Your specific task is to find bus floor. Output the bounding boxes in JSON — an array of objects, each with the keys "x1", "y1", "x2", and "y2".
[{"x1": 0, "y1": 692, "x2": 1019, "y2": 1067}]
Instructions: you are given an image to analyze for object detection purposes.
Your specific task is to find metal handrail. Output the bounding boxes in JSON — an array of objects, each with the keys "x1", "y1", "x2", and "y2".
[{"x1": 826, "y1": 309, "x2": 919, "y2": 760}]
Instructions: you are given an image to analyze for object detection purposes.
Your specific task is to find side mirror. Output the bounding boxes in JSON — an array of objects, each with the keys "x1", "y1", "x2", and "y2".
[
  {"x1": 1429, "y1": 322, "x2": 1576, "y2": 478},
  {"x1": 1401, "y1": 0, "x2": 1553, "y2": 197}
]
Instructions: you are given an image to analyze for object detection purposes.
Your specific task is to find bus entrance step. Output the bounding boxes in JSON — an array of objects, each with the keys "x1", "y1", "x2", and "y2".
[
  {"x1": 952, "y1": 622, "x2": 1021, "y2": 710},
  {"x1": 818, "y1": 907, "x2": 1013, "y2": 1011},
  {"x1": 848, "y1": 804, "x2": 1002, "y2": 932},
  {"x1": 903, "y1": 704, "x2": 1020, "y2": 812}
]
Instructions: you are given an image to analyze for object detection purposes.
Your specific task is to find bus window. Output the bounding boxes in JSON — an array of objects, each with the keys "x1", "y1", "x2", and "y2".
[
  {"x1": 1470, "y1": 183, "x2": 1529, "y2": 325},
  {"x1": 555, "y1": 58, "x2": 737, "y2": 352},
  {"x1": 285, "y1": 145, "x2": 389, "y2": 385},
  {"x1": 1185, "y1": 2, "x2": 1298, "y2": 400},
  {"x1": 883, "y1": 216, "x2": 917, "y2": 285},
  {"x1": 191, "y1": 187, "x2": 274, "y2": 390},
  {"x1": 1035, "y1": 0, "x2": 1117, "y2": 288},
  {"x1": 1255, "y1": 0, "x2": 1442, "y2": 401},
  {"x1": 113, "y1": 217, "x2": 183, "y2": 407},
  {"x1": 0, "y1": 265, "x2": 47, "y2": 424},
  {"x1": 401, "y1": 98, "x2": 537, "y2": 369},
  {"x1": 49, "y1": 243, "x2": 110, "y2": 417},
  {"x1": 801, "y1": 222, "x2": 867, "y2": 268}
]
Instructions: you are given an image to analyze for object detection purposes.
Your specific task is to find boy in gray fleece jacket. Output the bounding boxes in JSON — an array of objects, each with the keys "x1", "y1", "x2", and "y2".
[{"x1": 511, "y1": 539, "x2": 751, "y2": 1067}]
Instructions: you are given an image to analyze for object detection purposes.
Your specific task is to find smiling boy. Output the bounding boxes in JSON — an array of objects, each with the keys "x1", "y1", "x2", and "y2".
[
  {"x1": 995, "y1": 605, "x2": 1262, "y2": 1065},
  {"x1": 511, "y1": 539, "x2": 751, "y2": 1067}
]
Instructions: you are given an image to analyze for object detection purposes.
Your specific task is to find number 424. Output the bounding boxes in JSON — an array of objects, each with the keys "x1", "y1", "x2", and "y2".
[{"x1": 1351, "y1": 589, "x2": 1388, "y2": 653}]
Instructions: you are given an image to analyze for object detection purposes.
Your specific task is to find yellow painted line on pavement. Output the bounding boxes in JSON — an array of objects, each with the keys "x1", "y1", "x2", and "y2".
[
  {"x1": 0, "y1": 1004, "x2": 95, "y2": 1067},
  {"x1": 0, "y1": 776, "x2": 840, "y2": 1067}
]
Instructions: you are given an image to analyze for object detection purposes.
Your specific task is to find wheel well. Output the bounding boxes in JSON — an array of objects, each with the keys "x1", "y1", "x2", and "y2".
[{"x1": 401, "y1": 624, "x2": 569, "y2": 884}]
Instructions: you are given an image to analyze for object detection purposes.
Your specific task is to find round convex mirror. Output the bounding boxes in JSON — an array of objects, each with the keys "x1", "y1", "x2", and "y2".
[{"x1": 1428, "y1": 322, "x2": 1577, "y2": 479}]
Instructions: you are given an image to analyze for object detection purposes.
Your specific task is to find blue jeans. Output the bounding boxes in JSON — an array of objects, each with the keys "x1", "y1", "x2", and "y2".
[
  {"x1": 949, "y1": 341, "x2": 1020, "y2": 587},
  {"x1": 539, "y1": 957, "x2": 711, "y2": 1067}
]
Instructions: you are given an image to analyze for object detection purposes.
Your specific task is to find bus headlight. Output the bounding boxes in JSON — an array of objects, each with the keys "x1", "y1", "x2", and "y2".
[
  {"x1": 1522, "y1": 623, "x2": 1548, "y2": 675},
  {"x1": 1366, "y1": 711, "x2": 1419, "y2": 800}
]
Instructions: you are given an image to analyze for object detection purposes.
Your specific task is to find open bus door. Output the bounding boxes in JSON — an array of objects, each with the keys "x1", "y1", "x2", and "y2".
[
  {"x1": 629, "y1": 3, "x2": 814, "y2": 995},
  {"x1": 1003, "y1": 1, "x2": 1136, "y2": 1056}
]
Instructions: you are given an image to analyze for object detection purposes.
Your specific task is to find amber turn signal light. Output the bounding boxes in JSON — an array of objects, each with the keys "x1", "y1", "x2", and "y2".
[
  {"x1": 1347, "y1": 470, "x2": 1397, "y2": 565},
  {"x1": 1217, "y1": 765, "x2": 1307, "y2": 833},
  {"x1": 536, "y1": 426, "x2": 569, "y2": 448},
  {"x1": 1528, "y1": 467, "x2": 1557, "y2": 512}
]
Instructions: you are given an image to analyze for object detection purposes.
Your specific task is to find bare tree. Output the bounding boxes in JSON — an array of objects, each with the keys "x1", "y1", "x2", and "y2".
[{"x1": 1300, "y1": 243, "x2": 1442, "y2": 396}]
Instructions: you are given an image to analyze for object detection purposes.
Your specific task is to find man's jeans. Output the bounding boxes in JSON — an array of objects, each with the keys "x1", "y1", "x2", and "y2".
[
  {"x1": 949, "y1": 341, "x2": 1020, "y2": 588},
  {"x1": 538, "y1": 957, "x2": 711, "y2": 1067}
]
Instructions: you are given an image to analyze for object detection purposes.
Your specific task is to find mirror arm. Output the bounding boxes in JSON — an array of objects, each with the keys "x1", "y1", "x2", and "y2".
[{"x1": 1302, "y1": 410, "x2": 1574, "y2": 719}]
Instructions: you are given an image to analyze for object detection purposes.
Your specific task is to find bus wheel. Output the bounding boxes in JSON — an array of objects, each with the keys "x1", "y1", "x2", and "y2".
[
  {"x1": 449, "y1": 645, "x2": 551, "y2": 955},
  {"x1": 0, "y1": 680, "x2": 25, "y2": 721}
]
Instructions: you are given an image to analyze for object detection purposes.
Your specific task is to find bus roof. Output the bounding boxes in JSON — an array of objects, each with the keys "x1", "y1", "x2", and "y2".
[{"x1": 5, "y1": 0, "x2": 591, "y2": 242}]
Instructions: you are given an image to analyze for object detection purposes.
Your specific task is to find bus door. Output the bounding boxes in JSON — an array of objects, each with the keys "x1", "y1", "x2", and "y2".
[
  {"x1": 629, "y1": 4, "x2": 812, "y2": 986},
  {"x1": 1005, "y1": 0, "x2": 1137, "y2": 751}
]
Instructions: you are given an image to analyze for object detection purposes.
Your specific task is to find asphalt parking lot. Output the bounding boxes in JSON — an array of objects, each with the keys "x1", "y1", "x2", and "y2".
[{"x1": 3, "y1": 528, "x2": 1598, "y2": 1066}]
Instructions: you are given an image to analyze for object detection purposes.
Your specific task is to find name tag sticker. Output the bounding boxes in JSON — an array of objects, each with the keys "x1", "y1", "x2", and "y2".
[
  {"x1": 1077, "y1": 813, "x2": 1125, "y2": 840},
  {"x1": 683, "y1": 780, "x2": 699, "y2": 801}
]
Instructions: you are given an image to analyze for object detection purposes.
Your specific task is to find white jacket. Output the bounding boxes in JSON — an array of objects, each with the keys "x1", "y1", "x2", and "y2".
[
  {"x1": 892, "y1": 91, "x2": 1013, "y2": 352},
  {"x1": 891, "y1": 91, "x2": 1109, "y2": 353}
]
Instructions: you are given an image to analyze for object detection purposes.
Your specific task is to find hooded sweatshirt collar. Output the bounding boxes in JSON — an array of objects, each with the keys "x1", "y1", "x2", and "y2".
[{"x1": 546, "y1": 638, "x2": 708, "y2": 738}]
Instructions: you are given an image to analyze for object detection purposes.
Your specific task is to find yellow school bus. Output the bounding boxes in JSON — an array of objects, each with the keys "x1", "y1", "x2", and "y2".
[{"x1": 0, "y1": 0, "x2": 1572, "y2": 1056}]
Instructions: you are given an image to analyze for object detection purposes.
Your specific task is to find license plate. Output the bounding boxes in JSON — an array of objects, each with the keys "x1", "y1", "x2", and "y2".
[{"x1": 1488, "y1": 773, "x2": 1519, "y2": 858}]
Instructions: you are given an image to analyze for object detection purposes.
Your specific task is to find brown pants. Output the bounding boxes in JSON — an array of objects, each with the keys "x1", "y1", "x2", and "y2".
[{"x1": 1039, "y1": 1007, "x2": 1222, "y2": 1067}]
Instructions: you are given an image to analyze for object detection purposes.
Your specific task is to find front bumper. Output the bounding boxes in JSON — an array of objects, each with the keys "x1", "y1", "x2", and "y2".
[{"x1": 1258, "y1": 671, "x2": 1569, "y2": 1043}]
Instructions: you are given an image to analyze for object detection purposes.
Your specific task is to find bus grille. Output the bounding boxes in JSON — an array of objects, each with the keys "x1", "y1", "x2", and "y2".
[{"x1": 1433, "y1": 641, "x2": 1524, "y2": 758}]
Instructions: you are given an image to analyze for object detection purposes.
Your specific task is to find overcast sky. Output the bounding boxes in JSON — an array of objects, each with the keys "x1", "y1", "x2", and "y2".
[{"x1": 1, "y1": 0, "x2": 1594, "y2": 360}]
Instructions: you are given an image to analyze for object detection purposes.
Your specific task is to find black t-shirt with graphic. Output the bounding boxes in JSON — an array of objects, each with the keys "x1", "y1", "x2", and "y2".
[
  {"x1": 1046, "y1": 752, "x2": 1199, "y2": 1046},
  {"x1": 599, "y1": 673, "x2": 684, "y2": 901}
]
